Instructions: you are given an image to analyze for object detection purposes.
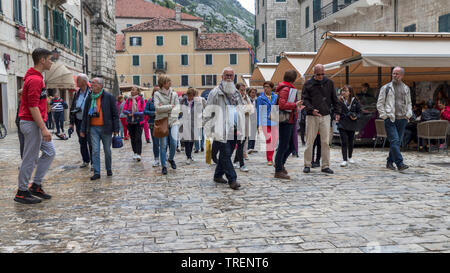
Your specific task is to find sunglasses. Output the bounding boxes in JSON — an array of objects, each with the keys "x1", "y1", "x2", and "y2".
[{"x1": 315, "y1": 73, "x2": 325, "y2": 76}]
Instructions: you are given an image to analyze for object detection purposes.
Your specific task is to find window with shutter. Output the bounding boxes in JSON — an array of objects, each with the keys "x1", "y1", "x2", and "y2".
[
  {"x1": 53, "y1": 10, "x2": 59, "y2": 42},
  {"x1": 181, "y1": 35, "x2": 188, "y2": 46},
  {"x1": 0, "y1": 0, "x2": 3, "y2": 14},
  {"x1": 156, "y1": 36, "x2": 164, "y2": 46},
  {"x1": 230, "y1": 54, "x2": 237, "y2": 65},
  {"x1": 72, "y1": 26, "x2": 77, "y2": 53},
  {"x1": 254, "y1": 29, "x2": 259, "y2": 47},
  {"x1": 181, "y1": 55, "x2": 188, "y2": 66},
  {"x1": 313, "y1": 0, "x2": 321, "y2": 23},
  {"x1": 205, "y1": 54, "x2": 213, "y2": 65},
  {"x1": 276, "y1": 20, "x2": 287, "y2": 38},
  {"x1": 181, "y1": 75, "x2": 189, "y2": 87},
  {"x1": 262, "y1": 24, "x2": 265, "y2": 42},
  {"x1": 404, "y1": 24, "x2": 416, "y2": 32},
  {"x1": 133, "y1": 76, "x2": 140, "y2": 86},
  {"x1": 439, "y1": 14, "x2": 450, "y2": 32},
  {"x1": 44, "y1": 5, "x2": 49, "y2": 38},
  {"x1": 32, "y1": 0, "x2": 40, "y2": 33},
  {"x1": 132, "y1": 55, "x2": 140, "y2": 66},
  {"x1": 157, "y1": 55, "x2": 164, "y2": 68},
  {"x1": 14, "y1": 0, "x2": 23, "y2": 24},
  {"x1": 305, "y1": 7, "x2": 310, "y2": 29},
  {"x1": 79, "y1": 31, "x2": 83, "y2": 56}
]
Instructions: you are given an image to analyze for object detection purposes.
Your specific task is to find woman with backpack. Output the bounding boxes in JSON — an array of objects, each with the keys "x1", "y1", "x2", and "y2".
[
  {"x1": 337, "y1": 85, "x2": 362, "y2": 167},
  {"x1": 122, "y1": 86, "x2": 145, "y2": 161}
]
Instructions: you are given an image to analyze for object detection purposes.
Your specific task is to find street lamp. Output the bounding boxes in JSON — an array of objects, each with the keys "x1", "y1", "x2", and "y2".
[
  {"x1": 120, "y1": 74, "x2": 125, "y2": 83},
  {"x1": 51, "y1": 48, "x2": 60, "y2": 61}
]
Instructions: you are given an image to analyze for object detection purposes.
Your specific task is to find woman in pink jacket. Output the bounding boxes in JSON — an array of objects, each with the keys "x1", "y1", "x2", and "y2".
[{"x1": 122, "y1": 86, "x2": 146, "y2": 161}]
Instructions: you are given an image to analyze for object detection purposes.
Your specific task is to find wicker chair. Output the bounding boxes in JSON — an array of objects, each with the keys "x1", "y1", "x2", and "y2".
[
  {"x1": 373, "y1": 119, "x2": 388, "y2": 151},
  {"x1": 417, "y1": 120, "x2": 449, "y2": 153}
]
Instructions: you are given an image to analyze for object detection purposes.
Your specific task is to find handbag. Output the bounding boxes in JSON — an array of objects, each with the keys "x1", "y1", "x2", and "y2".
[
  {"x1": 205, "y1": 138, "x2": 212, "y2": 164},
  {"x1": 268, "y1": 97, "x2": 290, "y2": 123},
  {"x1": 112, "y1": 135, "x2": 123, "y2": 148},
  {"x1": 153, "y1": 92, "x2": 172, "y2": 138}
]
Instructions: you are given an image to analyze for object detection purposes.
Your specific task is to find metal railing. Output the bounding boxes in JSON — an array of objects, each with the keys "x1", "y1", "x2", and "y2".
[{"x1": 314, "y1": 0, "x2": 359, "y2": 22}]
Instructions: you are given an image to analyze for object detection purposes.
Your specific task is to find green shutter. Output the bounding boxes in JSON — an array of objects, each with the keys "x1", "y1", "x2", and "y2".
[
  {"x1": 72, "y1": 26, "x2": 77, "y2": 53},
  {"x1": 181, "y1": 36, "x2": 188, "y2": 45},
  {"x1": 157, "y1": 55, "x2": 164, "y2": 68},
  {"x1": 439, "y1": 14, "x2": 450, "y2": 32},
  {"x1": 157, "y1": 36, "x2": 163, "y2": 46},
  {"x1": 230, "y1": 54, "x2": 237, "y2": 65},
  {"x1": 133, "y1": 76, "x2": 140, "y2": 86},
  {"x1": 79, "y1": 31, "x2": 83, "y2": 56},
  {"x1": 44, "y1": 5, "x2": 49, "y2": 38},
  {"x1": 62, "y1": 18, "x2": 67, "y2": 46},
  {"x1": 133, "y1": 55, "x2": 139, "y2": 66},
  {"x1": 305, "y1": 7, "x2": 310, "y2": 28}
]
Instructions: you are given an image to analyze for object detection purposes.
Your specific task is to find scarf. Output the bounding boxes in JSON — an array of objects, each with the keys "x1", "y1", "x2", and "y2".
[
  {"x1": 131, "y1": 95, "x2": 139, "y2": 122},
  {"x1": 89, "y1": 89, "x2": 103, "y2": 115}
]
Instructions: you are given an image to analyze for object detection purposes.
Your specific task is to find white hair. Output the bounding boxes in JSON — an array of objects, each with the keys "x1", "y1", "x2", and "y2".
[
  {"x1": 393, "y1": 66, "x2": 405, "y2": 75},
  {"x1": 222, "y1": 67, "x2": 234, "y2": 75},
  {"x1": 77, "y1": 73, "x2": 89, "y2": 83},
  {"x1": 92, "y1": 77, "x2": 104, "y2": 86}
]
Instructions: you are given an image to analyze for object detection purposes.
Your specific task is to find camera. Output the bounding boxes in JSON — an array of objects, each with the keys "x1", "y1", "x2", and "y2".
[
  {"x1": 89, "y1": 112, "x2": 100, "y2": 118},
  {"x1": 71, "y1": 107, "x2": 82, "y2": 114},
  {"x1": 348, "y1": 112, "x2": 357, "y2": 119}
]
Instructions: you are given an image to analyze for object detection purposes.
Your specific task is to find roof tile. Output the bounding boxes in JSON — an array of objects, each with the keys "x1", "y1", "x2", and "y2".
[{"x1": 116, "y1": 0, "x2": 202, "y2": 21}]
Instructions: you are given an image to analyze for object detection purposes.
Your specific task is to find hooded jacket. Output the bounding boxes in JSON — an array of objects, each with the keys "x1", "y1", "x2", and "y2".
[
  {"x1": 337, "y1": 97, "x2": 362, "y2": 131},
  {"x1": 276, "y1": 81, "x2": 298, "y2": 124},
  {"x1": 19, "y1": 67, "x2": 47, "y2": 122}
]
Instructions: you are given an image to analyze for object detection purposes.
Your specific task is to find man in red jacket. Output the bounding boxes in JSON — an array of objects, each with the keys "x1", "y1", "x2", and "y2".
[
  {"x1": 15, "y1": 48, "x2": 55, "y2": 204},
  {"x1": 274, "y1": 70, "x2": 303, "y2": 179}
]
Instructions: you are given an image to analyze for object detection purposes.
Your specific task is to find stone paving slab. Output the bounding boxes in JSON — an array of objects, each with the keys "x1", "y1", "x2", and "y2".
[{"x1": 0, "y1": 132, "x2": 449, "y2": 253}]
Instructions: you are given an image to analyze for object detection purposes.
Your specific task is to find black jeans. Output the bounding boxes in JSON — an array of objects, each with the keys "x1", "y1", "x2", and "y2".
[
  {"x1": 339, "y1": 128, "x2": 355, "y2": 161},
  {"x1": 184, "y1": 141, "x2": 194, "y2": 159},
  {"x1": 212, "y1": 140, "x2": 220, "y2": 164},
  {"x1": 299, "y1": 121, "x2": 306, "y2": 144},
  {"x1": 214, "y1": 140, "x2": 237, "y2": 184},
  {"x1": 233, "y1": 137, "x2": 246, "y2": 167},
  {"x1": 275, "y1": 122, "x2": 294, "y2": 172},
  {"x1": 248, "y1": 139, "x2": 256, "y2": 150},
  {"x1": 75, "y1": 118, "x2": 92, "y2": 164},
  {"x1": 313, "y1": 134, "x2": 321, "y2": 163},
  {"x1": 128, "y1": 123, "x2": 143, "y2": 155}
]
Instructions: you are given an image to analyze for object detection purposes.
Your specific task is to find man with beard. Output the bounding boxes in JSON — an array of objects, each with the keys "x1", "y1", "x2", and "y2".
[
  {"x1": 204, "y1": 67, "x2": 244, "y2": 190},
  {"x1": 377, "y1": 67, "x2": 412, "y2": 171}
]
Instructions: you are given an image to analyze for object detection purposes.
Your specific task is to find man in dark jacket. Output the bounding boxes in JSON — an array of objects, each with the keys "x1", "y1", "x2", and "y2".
[
  {"x1": 302, "y1": 64, "x2": 341, "y2": 174},
  {"x1": 70, "y1": 74, "x2": 92, "y2": 168},
  {"x1": 421, "y1": 99, "x2": 441, "y2": 122},
  {"x1": 80, "y1": 78, "x2": 120, "y2": 180}
]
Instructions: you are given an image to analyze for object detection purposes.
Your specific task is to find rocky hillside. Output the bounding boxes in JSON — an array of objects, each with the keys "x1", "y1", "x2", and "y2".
[{"x1": 150, "y1": 0, "x2": 255, "y2": 46}]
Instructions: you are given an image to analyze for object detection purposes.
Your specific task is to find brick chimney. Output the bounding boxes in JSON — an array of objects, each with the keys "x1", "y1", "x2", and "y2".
[{"x1": 175, "y1": 4, "x2": 181, "y2": 22}]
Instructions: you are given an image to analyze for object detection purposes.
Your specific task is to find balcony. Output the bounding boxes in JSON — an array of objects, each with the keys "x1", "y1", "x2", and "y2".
[
  {"x1": 314, "y1": 0, "x2": 387, "y2": 27},
  {"x1": 153, "y1": 62, "x2": 167, "y2": 73},
  {"x1": 48, "y1": 0, "x2": 68, "y2": 5}
]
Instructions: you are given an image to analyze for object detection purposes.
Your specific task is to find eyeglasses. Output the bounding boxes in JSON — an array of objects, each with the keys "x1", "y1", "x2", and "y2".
[
  {"x1": 315, "y1": 73, "x2": 325, "y2": 76},
  {"x1": 224, "y1": 74, "x2": 234, "y2": 78}
]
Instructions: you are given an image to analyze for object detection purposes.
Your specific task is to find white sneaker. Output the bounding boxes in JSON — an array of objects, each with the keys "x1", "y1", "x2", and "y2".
[
  {"x1": 133, "y1": 154, "x2": 137, "y2": 161},
  {"x1": 186, "y1": 158, "x2": 191, "y2": 165},
  {"x1": 340, "y1": 161, "x2": 348, "y2": 167},
  {"x1": 152, "y1": 160, "x2": 160, "y2": 167},
  {"x1": 348, "y1": 158, "x2": 355, "y2": 164},
  {"x1": 233, "y1": 163, "x2": 239, "y2": 169},
  {"x1": 240, "y1": 165, "x2": 249, "y2": 172},
  {"x1": 136, "y1": 155, "x2": 141, "y2": 162}
]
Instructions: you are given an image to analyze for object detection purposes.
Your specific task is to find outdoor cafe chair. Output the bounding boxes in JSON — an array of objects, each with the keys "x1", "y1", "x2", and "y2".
[
  {"x1": 373, "y1": 119, "x2": 387, "y2": 151},
  {"x1": 417, "y1": 120, "x2": 449, "y2": 153}
]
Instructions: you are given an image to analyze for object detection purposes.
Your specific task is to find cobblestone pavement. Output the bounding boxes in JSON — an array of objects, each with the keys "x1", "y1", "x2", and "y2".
[{"x1": 0, "y1": 132, "x2": 449, "y2": 253}]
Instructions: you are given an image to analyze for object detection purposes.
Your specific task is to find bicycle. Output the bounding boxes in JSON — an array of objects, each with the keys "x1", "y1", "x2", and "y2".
[{"x1": 0, "y1": 123, "x2": 6, "y2": 139}]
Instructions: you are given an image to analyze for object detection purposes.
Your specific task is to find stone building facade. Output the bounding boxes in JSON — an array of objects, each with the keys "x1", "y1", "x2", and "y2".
[
  {"x1": 254, "y1": 0, "x2": 302, "y2": 63},
  {"x1": 84, "y1": 0, "x2": 117, "y2": 91},
  {"x1": 0, "y1": 0, "x2": 117, "y2": 133},
  {"x1": 255, "y1": 0, "x2": 450, "y2": 59}
]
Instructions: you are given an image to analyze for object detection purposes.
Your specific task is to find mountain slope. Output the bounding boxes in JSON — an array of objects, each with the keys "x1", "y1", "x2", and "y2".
[{"x1": 151, "y1": 0, "x2": 255, "y2": 46}]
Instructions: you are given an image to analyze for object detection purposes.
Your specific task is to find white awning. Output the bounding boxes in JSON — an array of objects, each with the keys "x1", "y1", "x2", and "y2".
[
  {"x1": 334, "y1": 37, "x2": 450, "y2": 67},
  {"x1": 0, "y1": 61, "x2": 7, "y2": 83},
  {"x1": 305, "y1": 32, "x2": 450, "y2": 86},
  {"x1": 45, "y1": 62, "x2": 76, "y2": 89}
]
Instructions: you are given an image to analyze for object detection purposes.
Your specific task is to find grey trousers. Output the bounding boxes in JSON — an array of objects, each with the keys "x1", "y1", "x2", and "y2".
[{"x1": 18, "y1": 120, "x2": 56, "y2": 191}]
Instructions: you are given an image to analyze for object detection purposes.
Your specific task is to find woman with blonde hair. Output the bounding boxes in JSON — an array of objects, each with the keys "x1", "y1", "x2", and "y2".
[
  {"x1": 154, "y1": 76, "x2": 180, "y2": 175},
  {"x1": 180, "y1": 87, "x2": 203, "y2": 164},
  {"x1": 122, "y1": 86, "x2": 146, "y2": 161}
]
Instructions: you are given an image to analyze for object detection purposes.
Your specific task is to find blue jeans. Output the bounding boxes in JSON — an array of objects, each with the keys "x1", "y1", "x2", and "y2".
[
  {"x1": 195, "y1": 128, "x2": 205, "y2": 151},
  {"x1": 159, "y1": 125, "x2": 178, "y2": 167},
  {"x1": 384, "y1": 119, "x2": 408, "y2": 167},
  {"x1": 90, "y1": 126, "x2": 112, "y2": 175},
  {"x1": 214, "y1": 140, "x2": 237, "y2": 184},
  {"x1": 149, "y1": 125, "x2": 160, "y2": 160}
]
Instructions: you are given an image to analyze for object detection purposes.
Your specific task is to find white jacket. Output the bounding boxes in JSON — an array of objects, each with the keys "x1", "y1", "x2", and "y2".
[{"x1": 376, "y1": 81, "x2": 412, "y2": 122}]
